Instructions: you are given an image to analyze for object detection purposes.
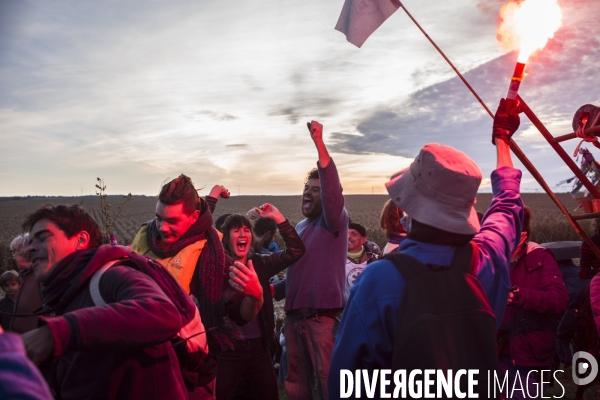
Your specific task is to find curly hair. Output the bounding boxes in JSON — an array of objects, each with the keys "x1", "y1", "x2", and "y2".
[
  {"x1": 304, "y1": 168, "x2": 319, "y2": 185},
  {"x1": 22, "y1": 204, "x2": 103, "y2": 248}
]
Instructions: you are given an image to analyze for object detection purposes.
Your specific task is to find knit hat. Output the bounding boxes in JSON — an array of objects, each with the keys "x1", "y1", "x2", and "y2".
[
  {"x1": 348, "y1": 222, "x2": 367, "y2": 238},
  {"x1": 385, "y1": 143, "x2": 482, "y2": 235}
]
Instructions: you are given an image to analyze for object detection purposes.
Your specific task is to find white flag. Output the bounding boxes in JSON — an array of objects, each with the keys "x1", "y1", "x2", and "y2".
[{"x1": 335, "y1": 0, "x2": 401, "y2": 48}]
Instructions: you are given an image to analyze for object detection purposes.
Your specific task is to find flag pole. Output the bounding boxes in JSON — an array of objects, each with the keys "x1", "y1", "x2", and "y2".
[{"x1": 399, "y1": 3, "x2": 494, "y2": 119}]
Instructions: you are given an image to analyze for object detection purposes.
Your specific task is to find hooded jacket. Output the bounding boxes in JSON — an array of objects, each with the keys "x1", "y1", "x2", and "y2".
[
  {"x1": 499, "y1": 242, "x2": 568, "y2": 367},
  {"x1": 39, "y1": 245, "x2": 187, "y2": 400}
]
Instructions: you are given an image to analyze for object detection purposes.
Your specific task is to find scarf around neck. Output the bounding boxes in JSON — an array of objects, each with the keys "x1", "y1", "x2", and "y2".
[
  {"x1": 145, "y1": 203, "x2": 234, "y2": 352},
  {"x1": 347, "y1": 247, "x2": 365, "y2": 263},
  {"x1": 42, "y1": 247, "x2": 98, "y2": 311}
]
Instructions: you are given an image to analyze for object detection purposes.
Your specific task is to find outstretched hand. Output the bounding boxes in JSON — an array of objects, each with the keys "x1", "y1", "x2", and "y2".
[
  {"x1": 209, "y1": 185, "x2": 230, "y2": 199},
  {"x1": 229, "y1": 260, "x2": 263, "y2": 300},
  {"x1": 492, "y1": 98, "x2": 521, "y2": 145},
  {"x1": 254, "y1": 203, "x2": 285, "y2": 224}
]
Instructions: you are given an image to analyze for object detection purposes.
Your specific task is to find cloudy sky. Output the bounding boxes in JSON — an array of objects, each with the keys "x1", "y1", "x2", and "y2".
[{"x1": 1, "y1": 0, "x2": 599, "y2": 196}]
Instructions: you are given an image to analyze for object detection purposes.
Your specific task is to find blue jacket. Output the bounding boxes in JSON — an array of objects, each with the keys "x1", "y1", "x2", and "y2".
[{"x1": 328, "y1": 166, "x2": 524, "y2": 399}]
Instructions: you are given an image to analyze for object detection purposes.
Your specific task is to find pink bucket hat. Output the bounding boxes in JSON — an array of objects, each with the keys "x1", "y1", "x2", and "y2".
[{"x1": 385, "y1": 143, "x2": 482, "y2": 235}]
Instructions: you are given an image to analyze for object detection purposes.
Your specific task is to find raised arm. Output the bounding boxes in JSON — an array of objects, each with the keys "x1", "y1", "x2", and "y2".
[
  {"x1": 254, "y1": 203, "x2": 306, "y2": 277},
  {"x1": 493, "y1": 98, "x2": 520, "y2": 169},
  {"x1": 306, "y1": 120, "x2": 348, "y2": 232},
  {"x1": 308, "y1": 120, "x2": 331, "y2": 168},
  {"x1": 205, "y1": 184, "x2": 230, "y2": 214},
  {"x1": 473, "y1": 99, "x2": 524, "y2": 326}
]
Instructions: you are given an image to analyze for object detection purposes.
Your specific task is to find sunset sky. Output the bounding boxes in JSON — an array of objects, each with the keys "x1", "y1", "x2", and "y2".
[{"x1": 1, "y1": 0, "x2": 599, "y2": 196}]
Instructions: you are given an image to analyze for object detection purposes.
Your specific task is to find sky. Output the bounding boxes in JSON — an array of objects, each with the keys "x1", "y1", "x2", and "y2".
[{"x1": 1, "y1": 0, "x2": 599, "y2": 196}]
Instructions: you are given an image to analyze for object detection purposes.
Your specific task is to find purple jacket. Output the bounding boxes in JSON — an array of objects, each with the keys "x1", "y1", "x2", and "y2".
[
  {"x1": 39, "y1": 245, "x2": 187, "y2": 400},
  {"x1": 500, "y1": 242, "x2": 568, "y2": 367}
]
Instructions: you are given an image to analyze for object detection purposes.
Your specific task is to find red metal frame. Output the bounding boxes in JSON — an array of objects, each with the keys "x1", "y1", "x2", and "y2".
[{"x1": 509, "y1": 95, "x2": 600, "y2": 260}]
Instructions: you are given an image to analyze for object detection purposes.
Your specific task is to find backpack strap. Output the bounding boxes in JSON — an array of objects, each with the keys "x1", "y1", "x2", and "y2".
[
  {"x1": 385, "y1": 242, "x2": 477, "y2": 280},
  {"x1": 89, "y1": 260, "x2": 121, "y2": 307},
  {"x1": 452, "y1": 241, "x2": 478, "y2": 275},
  {"x1": 385, "y1": 253, "x2": 428, "y2": 280}
]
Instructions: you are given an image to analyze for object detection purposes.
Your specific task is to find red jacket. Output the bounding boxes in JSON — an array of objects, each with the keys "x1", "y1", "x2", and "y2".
[
  {"x1": 39, "y1": 245, "x2": 188, "y2": 400},
  {"x1": 499, "y1": 242, "x2": 568, "y2": 367}
]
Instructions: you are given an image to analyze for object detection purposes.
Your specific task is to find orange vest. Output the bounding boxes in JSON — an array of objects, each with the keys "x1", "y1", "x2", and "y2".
[{"x1": 131, "y1": 225, "x2": 222, "y2": 293}]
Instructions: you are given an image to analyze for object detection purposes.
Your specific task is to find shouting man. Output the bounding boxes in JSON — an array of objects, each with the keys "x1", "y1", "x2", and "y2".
[{"x1": 284, "y1": 120, "x2": 349, "y2": 400}]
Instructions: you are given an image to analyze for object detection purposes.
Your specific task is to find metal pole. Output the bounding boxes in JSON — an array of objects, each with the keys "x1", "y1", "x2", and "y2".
[
  {"x1": 517, "y1": 96, "x2": 600, "y2": 198},
  {"x1": 398, "y1": 2, "x2": 600, "y2": 260},
  {"x1": 509, "y1": 139, "x2": 600, "y2": 260},
  {"x1": 554, "y1": 125, "x2": 600, "y2": 143}
]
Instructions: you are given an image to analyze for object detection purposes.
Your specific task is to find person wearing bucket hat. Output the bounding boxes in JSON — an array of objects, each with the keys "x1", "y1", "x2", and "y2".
[{"x1": 329, "y1": 99, "x2": 524, "y2": 399}]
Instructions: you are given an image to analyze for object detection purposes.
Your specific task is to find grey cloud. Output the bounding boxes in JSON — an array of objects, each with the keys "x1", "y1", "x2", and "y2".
[
  {"x1": 181, "y1": 110, "x2": 239, "y2": 122},
  {"x1": 268, "y1": 106, "x2": 303, "y2": 124},
  {"x1": 268, "y1": 97, "x2": 337, "y2": 124},
  {"x1": 225, "y1": 144, "x2": 248, "y2": 148}
]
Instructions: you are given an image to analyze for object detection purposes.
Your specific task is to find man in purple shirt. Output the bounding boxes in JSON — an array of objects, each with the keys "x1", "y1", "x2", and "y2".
[
  {"x1": 328, "y1": 99, "x2": 524, "y2": 399},
  {"x1": 285, "y1": 120, "x2": 349, "y2": 400}
]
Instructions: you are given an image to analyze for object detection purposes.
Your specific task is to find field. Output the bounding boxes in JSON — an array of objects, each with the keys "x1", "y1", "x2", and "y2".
[{"x1": 0, "y1": 192, "x2": 595, "y2": 272}]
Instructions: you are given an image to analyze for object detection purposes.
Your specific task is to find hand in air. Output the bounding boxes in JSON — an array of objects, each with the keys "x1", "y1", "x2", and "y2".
[
  {"x1": 307, "y1": 120, "x2": 323, "y2": 144},
  {"x1": 492, "y1": 98, "x2": 521, "y2": 145},
  {"x1": 229, "y1": 260, "x2": 263, "y2": 300},
  {"x1": 209, "y1": 185, "x2": 230, "y2": 199},
  {"x1": 254, "y1": 203, "x2": 285, "y2": 224}
]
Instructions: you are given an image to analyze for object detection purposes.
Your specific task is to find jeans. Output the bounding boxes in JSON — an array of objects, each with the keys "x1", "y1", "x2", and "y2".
[
  {"x1": 216, "y1": 338, "x2": 279, "y2": 400},
  {"x1": 284, "y1": 313, "x2": 339, "y2": 400},
  {"x1": 555, "y1": 308, "x2": 579, "y2": 365},
  {"x1": 278, "y1": 348, "x2": 288, "y2": 387}
]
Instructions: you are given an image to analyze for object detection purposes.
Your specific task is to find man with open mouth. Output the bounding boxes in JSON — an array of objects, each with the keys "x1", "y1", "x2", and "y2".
[{"x1": 284, "y1": 120, "x2": 349, "y2": 400}]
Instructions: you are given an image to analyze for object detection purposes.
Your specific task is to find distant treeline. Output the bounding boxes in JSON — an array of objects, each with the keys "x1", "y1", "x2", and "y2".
[{"x1": 0, "y1": 195, "x2": 151, "y2": 202}]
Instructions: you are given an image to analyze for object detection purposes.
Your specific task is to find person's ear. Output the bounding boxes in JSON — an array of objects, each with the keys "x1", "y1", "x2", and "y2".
[
  {"x1": 75, "y1": 231, "x2": 91, "y2": 250},
  {"x1": 189, "y1": 210, "x2": 200, "y2": 224}
]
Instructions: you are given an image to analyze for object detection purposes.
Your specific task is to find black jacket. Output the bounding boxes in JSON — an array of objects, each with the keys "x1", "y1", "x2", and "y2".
[{"x1": 250, "y1": 220, "x2": 305, "y2": 348}]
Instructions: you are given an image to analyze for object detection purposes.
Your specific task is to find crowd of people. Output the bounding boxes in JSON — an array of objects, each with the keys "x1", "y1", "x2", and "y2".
[{"x1": 0, "y1": 99, "x2": 598, "y2": 400}]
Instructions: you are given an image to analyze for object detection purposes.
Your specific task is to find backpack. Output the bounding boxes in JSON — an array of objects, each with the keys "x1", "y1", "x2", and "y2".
[
  {"x1": 89, "y1": 253, "x2": 209, "y2": 391},
  {"x1": 388, "y1": 242, "x2": 498, "y2": 399}
]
